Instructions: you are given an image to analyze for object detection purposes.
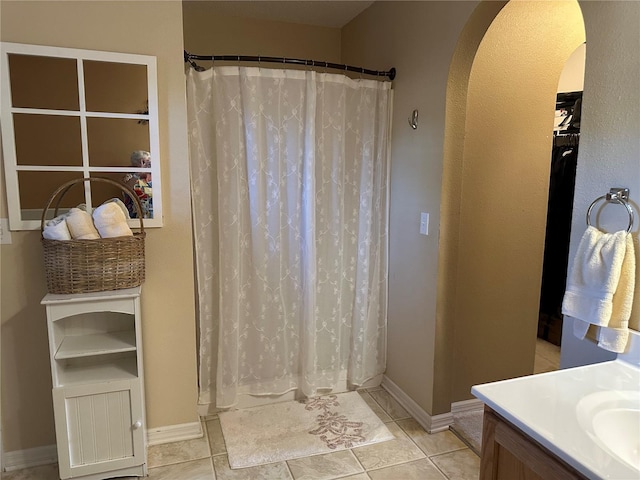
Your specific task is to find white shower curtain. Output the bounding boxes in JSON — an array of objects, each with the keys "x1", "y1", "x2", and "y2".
[{"x1": 187, "y1": 66, "x2": 392, "y2": 408}]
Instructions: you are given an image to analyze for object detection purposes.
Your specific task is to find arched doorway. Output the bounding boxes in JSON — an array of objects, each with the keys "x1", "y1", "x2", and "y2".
[{"x1": 436, "y1": 0, "x2": 586, "y2": 408}]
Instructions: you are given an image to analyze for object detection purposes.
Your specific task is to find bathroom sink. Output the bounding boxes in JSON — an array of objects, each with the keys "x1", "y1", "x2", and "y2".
[{"x1": 576, "y1": 390, "x2": 640, "y2": 472}]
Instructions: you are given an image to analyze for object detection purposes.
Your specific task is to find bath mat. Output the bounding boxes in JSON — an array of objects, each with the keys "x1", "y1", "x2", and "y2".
[{"x1": 219, "y1": 391, "x2": 394, "y2": 469}]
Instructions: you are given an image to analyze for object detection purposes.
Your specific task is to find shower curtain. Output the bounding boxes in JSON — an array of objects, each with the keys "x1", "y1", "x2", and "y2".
[{"x1": 187, "y1": 66, "x2": 392, "y2": 408}]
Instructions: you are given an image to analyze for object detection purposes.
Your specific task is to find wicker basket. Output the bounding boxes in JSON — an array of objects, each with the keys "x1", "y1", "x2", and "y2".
[{"x1": 41, "y1": 177, "x2": 146, "y2": 294}]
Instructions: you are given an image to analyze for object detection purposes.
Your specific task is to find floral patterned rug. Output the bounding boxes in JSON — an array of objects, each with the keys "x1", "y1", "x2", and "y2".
[{"x1": 219, "y1": 391, "x2": 394, "y2": 469}]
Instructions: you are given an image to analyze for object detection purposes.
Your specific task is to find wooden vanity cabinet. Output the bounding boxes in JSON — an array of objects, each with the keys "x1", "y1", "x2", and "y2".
[{"x1": 480, "y1": 406, "x2": 588, "y2": 480}]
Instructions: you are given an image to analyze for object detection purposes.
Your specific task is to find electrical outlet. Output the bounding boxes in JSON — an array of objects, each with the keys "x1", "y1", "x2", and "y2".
[
  {"x1": 420, "y1": 212, "x2": 429, "y2": 236},
  {"x1": 0, "y1": 218, "x2": 13, "y2": 244}
]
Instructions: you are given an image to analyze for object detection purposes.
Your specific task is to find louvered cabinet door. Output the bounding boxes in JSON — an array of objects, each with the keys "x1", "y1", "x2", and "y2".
[{"x1": 52, "y1": 380, "x2": 145, "y2": 479}]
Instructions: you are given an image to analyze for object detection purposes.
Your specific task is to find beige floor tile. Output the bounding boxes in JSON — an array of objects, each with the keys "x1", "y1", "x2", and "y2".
[
  {"x1": 1, "y1": 464, "x2": 60, "y2": 480},
  {"x1": 207, "y1": 417, "x2": 228, "y2": 455},
  {"x1": 430, "y1": 448, "x2": 480, "y2": 480},
  {"x1": 367, "y1": 390, "x2": 410, "y2": 420},
  {"x1": 533, "y1": 355, "x2": 558, "y2": 374},
  {"x1": 535, "y1": 338, "x2": 560, "y2": 361},
  {"x1": 357, "y1": 391, "x2": 393, "y2": 423},
  {"x1": 148, "y1": 432, "x2": 211, "y2": 468},
  {"x1": 351, "y1": 422, "x2": 425, "y2": 470},
  {"x1": 339, "y1": 474, "x2": 370, "y2": 480},
  {"x1": 148, "y1": 458, "x2": 215, "y2": 479},
  {"x1": 397, "y1": 418, "x2": 467, "y2": 456},
  {"x1": 367, "y1": 458, "x2": 447, "y2": 480},
  {"x1": 534, "y1": 339, "x2": 560, "y2": 374},
  {"x1": 287, "y1": 450, "x2": 363, "y2": 480},
  {"x1": 213, "y1": 454, "x2": 292, "y2": 479}
]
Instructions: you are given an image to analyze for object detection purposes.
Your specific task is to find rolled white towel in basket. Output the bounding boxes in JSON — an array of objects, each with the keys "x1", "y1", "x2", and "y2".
[
  {"x1": 102, "y1": 198, "x2": 130, "y2": 219},
  {"x1": 93, "y1": 201, "x2": 133, "y2": 238},
  {"x1": 66, "y1": 208, "x2": 100, "y2": 240},
  {"x1": 42, "y1": 215, "x2": 72, "y2": 240}
]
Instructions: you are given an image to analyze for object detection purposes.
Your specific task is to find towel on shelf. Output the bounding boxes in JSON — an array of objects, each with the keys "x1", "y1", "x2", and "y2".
[
  {"x1": 562, "y1": 226, "x2": 636, "y2": 353},
  {"x1": 42, "y1": 215, "x2": 71, "y2": 241},
  {"x1": 92, "y1": 201, "x2": 133, "y2": 238},
  {"x1": 66, "y1": 208, "x2": 100, "y2": 240}
]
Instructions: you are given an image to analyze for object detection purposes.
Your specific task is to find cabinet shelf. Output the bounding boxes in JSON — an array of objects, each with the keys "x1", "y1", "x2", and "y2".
[
  {"x1": 55, "y1": 330, "x2": 136, "y2": 359},
  {"x1": 57, "y1": 356, "x2": 138, "y2": 387}
]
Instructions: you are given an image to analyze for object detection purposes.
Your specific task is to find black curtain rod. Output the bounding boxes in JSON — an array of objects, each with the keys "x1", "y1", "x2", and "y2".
[{"x1": 184, "y1": 50, "x2": 396, "y2": 81}]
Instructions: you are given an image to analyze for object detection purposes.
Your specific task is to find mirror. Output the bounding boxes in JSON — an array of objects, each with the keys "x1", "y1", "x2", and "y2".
[{"x1": 0, "y1": 42, "x2": 162, "y2": 229}]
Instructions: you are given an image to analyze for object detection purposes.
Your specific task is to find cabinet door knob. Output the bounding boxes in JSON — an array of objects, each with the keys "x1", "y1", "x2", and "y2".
[{"x1": 133, "y1": 420, "x2": 142, "y2": 429}]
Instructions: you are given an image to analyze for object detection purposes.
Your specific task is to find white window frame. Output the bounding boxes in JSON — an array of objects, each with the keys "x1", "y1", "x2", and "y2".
[{"x1": 0, "y1": 42, "x2": 163, "y2": 229}]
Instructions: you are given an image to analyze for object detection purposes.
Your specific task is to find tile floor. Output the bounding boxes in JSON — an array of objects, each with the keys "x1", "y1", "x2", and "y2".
[
  {"x1": 2, "y1": 343, "x2": 562, "y2": 480},
  {"x1": 533, "y1": 338, "x2": 561, "y2": 374},
  {"x1": 448, "y1": 338, "x2": 563, "y2": 456},
  {"x1": 2, "y1": 387, "x2": 480, "y2": 480}
]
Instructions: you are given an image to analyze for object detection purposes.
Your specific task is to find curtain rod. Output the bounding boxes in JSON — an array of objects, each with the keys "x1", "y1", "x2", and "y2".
[{"x1": 184, "y1": 50, "x2": 396, "y2": 81}]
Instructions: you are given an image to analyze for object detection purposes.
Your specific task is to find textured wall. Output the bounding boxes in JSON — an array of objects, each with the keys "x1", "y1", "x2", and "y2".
[
  {"x1": 561, "y1": 1, "x2": 640, "y2": 368},
  {"x1": 342, "y1": 1, "x2": 479, "y2": 415},
  {"x1": 449, "y1": 0, "x2": 585, "y2": 402},
  {"x1": 1, "y1": 0, "x2": 198, "y2": 452}
]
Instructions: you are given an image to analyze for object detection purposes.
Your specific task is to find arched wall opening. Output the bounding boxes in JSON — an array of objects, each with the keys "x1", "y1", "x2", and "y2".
[{"x1": 436, "y1": 0, "x2": 586, "y2": 410}]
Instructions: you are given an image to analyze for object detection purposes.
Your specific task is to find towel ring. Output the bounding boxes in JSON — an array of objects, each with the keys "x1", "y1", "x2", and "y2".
[{"x1": 586, "y1": 188, "x2": 634, "y2": 233}]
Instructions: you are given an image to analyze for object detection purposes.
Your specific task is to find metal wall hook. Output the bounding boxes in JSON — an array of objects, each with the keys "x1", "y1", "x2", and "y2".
[
  {"x1": 606, "y1": 187, "x2": 629, "y2": 202},
  {"x1": 408, "y1": 109, "x2": 418, "y2": 129}
]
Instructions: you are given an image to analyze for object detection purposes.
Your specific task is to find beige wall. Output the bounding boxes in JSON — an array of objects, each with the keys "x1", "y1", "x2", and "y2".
[
  {"x1": 1, "y1": 1, "x2": 198, "y2": 452},
  {"x1": 437, "y1": 0, "x2": 507, "y2": 414},
  {"x1": 2, "y1": 0, "x2": 637, "y2": 456},
  {"x1": 1, "y1": 0, "x2": 343, "y2": 453},
  {"x1": 448, "y1": 0, "x2": 585, "y2": 402},
  {"x1": 183, "y1": 1, "x2": 341, "y2": 62},
  {"x1": 561, "y1": 0, "x2": 640, "y2": 367},
  {"x1": 342, "y1": 1, "x2": 479, "y2": 415},
  {"x1": 557, "y1": 43, "x2": 586, "y2": 94},
  {"x1": 346, "y1": 0, "x2": 638, "y2": 416}
]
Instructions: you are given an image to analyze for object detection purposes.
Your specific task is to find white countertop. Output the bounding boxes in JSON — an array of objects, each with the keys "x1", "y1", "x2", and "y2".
[{"x1": 472, "y1": 359, "x2": 640, "y2": 480}]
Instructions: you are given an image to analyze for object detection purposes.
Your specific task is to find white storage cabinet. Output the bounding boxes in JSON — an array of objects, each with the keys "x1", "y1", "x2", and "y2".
[{"x1": 42, "y1": 287, "x2": 147, "y2": 479}]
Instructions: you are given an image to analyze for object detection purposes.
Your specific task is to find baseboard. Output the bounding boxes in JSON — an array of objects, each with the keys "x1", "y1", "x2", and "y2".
[
  {"x1": 198, "y1": 403, "x2": 222, "y2": 418},
  {"x1": 3, "y1": 444, "x2": 57, "y2": 472},
  {"x1": 3, "y1": 422, "x2": 204, "y2": 472},
  {"x1": 146, "y1": 421, "x2": 203, "y2": 446},
  {"x1": 451, "y1": 398, "x2": 485, "y2": 414},
  {"x1": 381, "y1": 375, "x2": 453, "y2": 433}
]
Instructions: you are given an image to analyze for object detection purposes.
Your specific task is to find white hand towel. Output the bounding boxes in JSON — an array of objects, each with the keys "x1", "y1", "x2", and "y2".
[
  {"x1": 586, "y1": 233, "x2": 635, "y2": 353},
  {"x1": 66, "y1": 208, "x2": 100, "y2": 240},
  {"x1": 562, "y1": 226, "x2": 635, "y2": 353},
  {"x1": 42, "y1": 215, "x2": 71, "y2": 240},
  {"x1": 92, "y1": 202, "x2": 133, "y2": 238}
]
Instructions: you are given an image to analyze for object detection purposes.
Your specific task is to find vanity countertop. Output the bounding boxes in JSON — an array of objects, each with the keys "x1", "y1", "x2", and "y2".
[{"x1": 472, "y1": 359, "x2": 640, "y2": 480}]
